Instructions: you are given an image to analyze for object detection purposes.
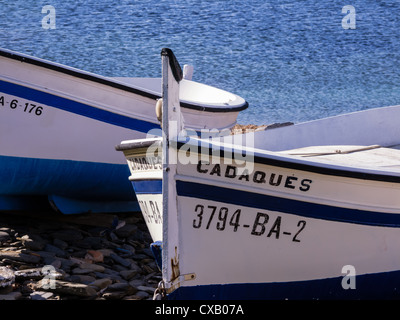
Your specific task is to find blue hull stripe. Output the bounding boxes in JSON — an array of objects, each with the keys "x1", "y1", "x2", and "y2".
[
  {"x1": 168, "y1": 269, "x2": 400, "y2": 300},
  {"x1": 131, "y1": 180, "x2": 162, "y2": 194},
  {"x1": 0, "y1": 154, "x2": 135, "y2": 200},
  {"x1": 176, "y1": 180, "x2": 400, "y2": 227},
  {"x1": 0, "y1": 79, "x2": 159, "y2": 133}
]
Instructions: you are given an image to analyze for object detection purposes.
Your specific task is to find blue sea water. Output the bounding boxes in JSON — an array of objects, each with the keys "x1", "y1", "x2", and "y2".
[{"x1": 1, "y1": 0, "x2": 400, "y2": 125}]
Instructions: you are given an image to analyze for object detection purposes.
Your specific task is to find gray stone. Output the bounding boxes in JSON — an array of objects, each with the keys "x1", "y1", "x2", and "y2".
[
  {"x1": 44, "y1": 244, "x2": 68, "y2": 258},
  {"x1": 115, "y1": 224, "x2": 138, "y2": 238},
  {"x1": 111, "y1": 264, "x2": 128, "y2": 272},
  {"x1": 53, "y1": 238, "x2": 68, "y2": 250},
  {"x1": 71, "y1": 268, "x2": 93, "y2": 275},
  {"x1": 132, "y1": 253, "x2": 148, "y2": 261},
  {"x1": 119, "y1": 269, "x2": 138, "y2": 280},
  {"x1": 97, "y1": 249, "x2": 113, "y2": 257},
  {"x1": 0, "y1": 267, "x2": 14, "y2": 287},
  {"x1": 51, "y1": 229, "x2": 83, "y2": 242},
  {"x1": 145, "y1": 261, "x2": 159, "y2": 273},
  {"x1": 76, "y1": 237, "x2": 103, "y2": 249},
  {"x1": 39, "y1": 279, "x2": 97, "y2": 297},
  {"x1": 63, "y1": 258, "x2": 80, "y2": 268},
  {"x1": 21, "y1": 234, "x2": 46, "y2": 251},
  {"x1": 130, "y1": 261, "x2": 143, "y2": 272},
  {"x1": 102, "y1": 291, "x2": 127, "y2": 300},
  {"x1": 89, "y1": 278, "x2": 112, "y2": 290},
  {"x1": 36, "y1": 251, "x2": 56, "y2": 260},
  {"x1": 106, "y1": 282, "x2": 130, "y2": 292},
  {"x1": 128, "y1": 279, "x2": 145, "y2": 288},
  {"x1": 134, "y1": 290, "x2": 150, "y2": 299},
  {"x1": 115, "y1": 247, "x2": 134, "y2": 258},
  {"x1": 78, "y1": 262, "x2": 105, "y2": 273},
  {"x1": 136, "y1": 285, "x2": 156, "y2": 294},
  {"x1": 102, "y1": 283, "x2": 137, "y2": 299},
  {"x1": 0, "y1": 231, "x2": 10, "y2": 242},
  {"x1": 0, "y1": 251, "x2": 41, "y2": 264},
  {"x1": 68, "y1": 275, "x2": 96, "y2": 284},
  {"x1": 50, "y1": 259, "x2": 62, "y2": 269},
  {"x1": 15, "y1": 267, "x2": 64, "y2": 283},
  {"x1": 14, "y1": 268, "x2": 43, "y2": 280},
  {"x1": 110, "y1": 253, "x2": 131, "y2": 267},
  {"x1": 94, "y1": 271, "x2": 123, "y2": 283},
  {"x1": 121, "y1": 244, "x2": 136, "y2": 255},
  {"x1": 140, "y1": 258, "x2": 155, "y2": 264},
  {"x1": 0, "y1": 227, "x2": 14, "y2": 236}
]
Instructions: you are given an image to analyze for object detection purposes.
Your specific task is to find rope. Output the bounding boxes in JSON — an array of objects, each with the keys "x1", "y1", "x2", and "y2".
[{"x1": 288, "y1": 145, "x2": 382, "y2": 157}]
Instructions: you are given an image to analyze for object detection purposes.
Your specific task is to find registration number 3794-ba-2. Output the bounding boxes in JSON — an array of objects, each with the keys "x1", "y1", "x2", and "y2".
[{"x1": 192, "y1": 204, "x2": 306, "y2": 242}]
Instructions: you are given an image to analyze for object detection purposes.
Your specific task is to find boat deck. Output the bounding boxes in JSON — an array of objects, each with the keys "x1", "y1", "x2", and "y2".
[{"x1": 279, "y1": 144, "x2": 400, "y2": 174}]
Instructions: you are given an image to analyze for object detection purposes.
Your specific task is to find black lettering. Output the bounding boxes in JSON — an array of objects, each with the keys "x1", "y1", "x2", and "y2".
[
  {"x1": 140, "y1": 201, "x2": 151, "y2": 223},
  {"x1": 149, "y1": 201, "x2": 160, "y2": 224},
  {"x1": 154, "y1": 201, "x2": 162, "y2": 223},
  {"x1": 149, "y1": 201, "x2": 156, "y2": 222},
  {"x1": 142, "y1": 158, "x2": 149, "y2": 170},
  {"x1": 206, "y1": 205, "x2": 217, "y2": 229},
  {"x1": 137, "y1": 158, "x2": 144, "y2": 169},
  {"x1": 269, "y1": 173, "x2": 283, "y2": 186},
  {"x1": 133, "y1": 158, "x2": 140, "y2": 170},
  {"x1": 251, "y1": 212, "x2": 269, "y2": 236},
  {"x1": 299, "y1": 179, "x2": 312, "y2": 192},
  {"x1": 193, "y1": 204, "x2": 204, "y2": 228},
  {"x1": 197, "y1": 161, "x2": 209, "y2": 173},
  {"x1": 10, "y1": 99, "x2": 18, "y2": 109},
  {"x1": 229, "y1": 209, "x2": 241, "y2": 232},
  {"x1": 238, "y1": 169, "x2": 250, "y2": 181},
  {"x1": 293, "y1": 220, "x2": 306, "y2": 242},
  {"x1": 267, "y1": 216, "x2": 281, "y2": 238},
  {"x1": 144, "y1": 158, "x2": 151, "y2": 170},
  {"x1": 253, "y1": 171, "x2": 266, "y2": 183},
  {"x1": 284, "y1": 176, "x2": 298, "y2": 189},
  {"x1": 210, "y1": 164, "x2": 221, "y2": 176},
  {"x1": 225, "y1": 165, "x2": 237, "y2": 178}
]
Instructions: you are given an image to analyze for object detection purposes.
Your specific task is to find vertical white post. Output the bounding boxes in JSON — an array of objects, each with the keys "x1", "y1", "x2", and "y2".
[{"x1": 160, "y1": 48, "x2": 183, "y2": 289}]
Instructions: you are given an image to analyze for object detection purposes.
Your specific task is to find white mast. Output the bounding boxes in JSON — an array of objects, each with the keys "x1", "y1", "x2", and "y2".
[{"x1": 160, "y1": 48, "x2": 183, "y2": 290}]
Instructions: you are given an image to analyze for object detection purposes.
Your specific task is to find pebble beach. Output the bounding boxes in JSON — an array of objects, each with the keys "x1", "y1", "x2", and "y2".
[{"x1": 0, "y1": 209, "x2": 161, "y2": 300}]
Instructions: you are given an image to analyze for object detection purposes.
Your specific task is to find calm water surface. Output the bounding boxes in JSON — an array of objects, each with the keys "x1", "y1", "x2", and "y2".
[{"x1": 1, "y1": 0, "x2": 400, "y2": 125}]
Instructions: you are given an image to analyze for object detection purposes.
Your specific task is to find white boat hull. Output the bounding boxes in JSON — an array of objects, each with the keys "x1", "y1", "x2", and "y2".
[
  {"x1": 0, "y1": 78, "x2": 144, "y2": 213},
  {"x1": 0, "y1": 48, "x2": 247, "y2": 214},
  {"x1": 117, "y1": 48, "x2": 400, "y2": 299},
  {"x1": 172, "y1": 158, "x2": 400, "y2": 299},
  {"x1": 118, "y1": 130, "x2": 400, "y2": 299}
]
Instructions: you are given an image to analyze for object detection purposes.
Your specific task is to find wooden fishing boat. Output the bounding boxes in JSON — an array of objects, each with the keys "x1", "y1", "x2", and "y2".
[
  {"x1": 117, "y1": 48, "x2": 400, "y2": 299},
  {"x1": 0, "y1": 48, "x2": 247, "y2": 214}
]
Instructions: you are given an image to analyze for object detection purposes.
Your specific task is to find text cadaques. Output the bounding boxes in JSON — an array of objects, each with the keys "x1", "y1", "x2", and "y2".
[{"x1": 196, "y1": 161, "x2": 312, "y2": 192}]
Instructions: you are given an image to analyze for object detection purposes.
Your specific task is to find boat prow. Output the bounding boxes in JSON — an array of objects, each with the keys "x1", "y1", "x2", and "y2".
[
  {"x1": 117, "y1": 49, "x2": 400, "y2": 300},
  {"x1": 0, "y1": 47, "x2": 247, "y2": 214}
]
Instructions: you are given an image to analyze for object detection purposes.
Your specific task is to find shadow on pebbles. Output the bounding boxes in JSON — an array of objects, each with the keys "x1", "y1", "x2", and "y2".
[{"x1": 0, "y1": 210, "x2": 161, "y2": 300}]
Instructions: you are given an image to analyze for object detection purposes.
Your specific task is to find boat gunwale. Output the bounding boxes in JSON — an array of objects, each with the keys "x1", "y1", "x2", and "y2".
[
  {"x1": 116, "y1": 136, "x2": 400, "y2": 183},
  {"x1": 0, "y1": 48, "x2": 248, "y2": 113},
  {"x1": 116, "y1": 138, "x2": 162, "y2": 151},
  {"x1": 174, "y1": 139, "x2": 400, "y2": 183}
]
